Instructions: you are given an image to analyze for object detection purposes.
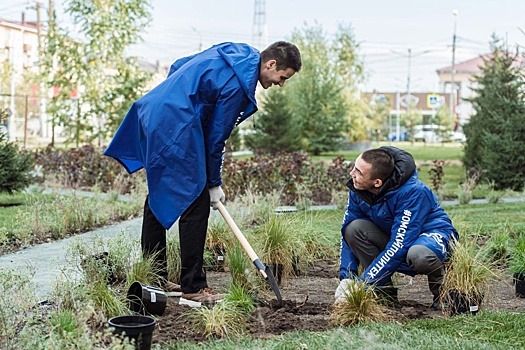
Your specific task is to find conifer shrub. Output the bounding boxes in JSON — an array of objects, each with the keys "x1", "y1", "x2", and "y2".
[{"x1": 0, "y1": 132, "x2": 34, "y2": 193}]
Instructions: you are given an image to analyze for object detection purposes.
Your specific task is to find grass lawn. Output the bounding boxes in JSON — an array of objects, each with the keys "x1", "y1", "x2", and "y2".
[
  {"x1": 316, "y1": 141, "x2": 465, "y2": 163},
  {"x1": 171, "y1": 311, "x2": 525, "y2": 349}
]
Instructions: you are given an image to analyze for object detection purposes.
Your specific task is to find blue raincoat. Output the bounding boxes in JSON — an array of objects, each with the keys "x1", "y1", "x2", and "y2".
[{"x1": 104, "y1": 43, "x2": 260, "y2": 229}]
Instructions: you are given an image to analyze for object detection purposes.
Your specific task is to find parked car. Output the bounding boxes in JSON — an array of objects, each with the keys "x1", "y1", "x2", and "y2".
[
  {"x1": 413, "y1": 124, "x2": 443, "y2": 143},
  {"x1": 447, "y1": 131, "x2": 466, "y2": 142},
  {"x1": 388, "y1": 127, "x2": 408, "y2": 141},
  {"x1": 413, "y1": 125, "x2": 466, "y2": 143}
]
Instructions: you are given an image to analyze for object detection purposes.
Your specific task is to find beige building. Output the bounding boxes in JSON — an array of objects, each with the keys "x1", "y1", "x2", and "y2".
[
  {"x1": 436, "y1": 53, "x2": 525, "y2": 126},
  {"x1": 0, "y1": 16, "x2": 42, "y2": 140},
  {"x1": 436, "y1": 55, "x2": 486, "y2": 127}
]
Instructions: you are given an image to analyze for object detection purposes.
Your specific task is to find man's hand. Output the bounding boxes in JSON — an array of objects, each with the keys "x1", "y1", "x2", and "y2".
[
  {"x1": 334, "y1": 276, "x2": 369, "y2": 302},
  {"x1": 209, "y1": 186, "x2": 225, "y2": 210},
  {"x1": 334, "y1": 278, "x2": 352, "y2": 300}
]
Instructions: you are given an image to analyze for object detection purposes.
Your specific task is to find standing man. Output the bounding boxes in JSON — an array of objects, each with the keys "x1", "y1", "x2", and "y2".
[
  {"x1": 335, "y1": 146, "x2": 458, "y2": 309},
  {"x1": 104, "y1": 41, "x2": 301, "y2": 304}
]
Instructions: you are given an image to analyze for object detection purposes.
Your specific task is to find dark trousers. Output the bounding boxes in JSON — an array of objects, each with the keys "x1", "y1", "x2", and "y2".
[
  {"x1": 344, "y1": 219, "x2": 444, "y2": 297},
  {"x1": 141, "y1": 188, "x2": 210, "y2": 293}
]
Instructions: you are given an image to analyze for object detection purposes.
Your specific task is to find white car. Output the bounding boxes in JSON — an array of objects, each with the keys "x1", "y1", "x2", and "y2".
[
  {"x1": 413, "y1": 125, "x2": 466, "y2": 143},
  {"x1": 448, "y1": 131, "x2": 466, "y2": 142},
  {"x1": 413, "y1": 125, "x2": 443, "y2": 143}
]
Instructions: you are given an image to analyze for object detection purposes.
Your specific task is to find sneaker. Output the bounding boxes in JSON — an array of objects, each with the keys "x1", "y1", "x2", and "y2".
[
  {"x1": 181, "y1": 288, "x2": 224, "y2": 305},
  {"x1": 163, "y1": 281, "x2": 182, "y2": 297}
]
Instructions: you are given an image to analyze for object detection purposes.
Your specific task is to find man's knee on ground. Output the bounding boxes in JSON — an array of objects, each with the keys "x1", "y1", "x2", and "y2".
[{"x1": 407, "y1": 245, "x2": 442, "y2": 274}]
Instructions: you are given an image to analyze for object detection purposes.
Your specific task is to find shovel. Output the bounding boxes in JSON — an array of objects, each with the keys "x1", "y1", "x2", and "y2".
[{"x1": 216, "y1": 202, "x2": 283, "y2": 306}]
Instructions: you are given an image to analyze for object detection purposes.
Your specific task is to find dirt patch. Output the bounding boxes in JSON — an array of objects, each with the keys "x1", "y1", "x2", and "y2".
[{"x1": 150, "y1": 260, "x2": 525, "y2": 346}]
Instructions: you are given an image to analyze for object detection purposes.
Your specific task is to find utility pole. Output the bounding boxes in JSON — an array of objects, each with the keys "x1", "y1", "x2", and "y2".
[
  {"x1": 396, "y1": 91, "x2": 401, "y2": 142},
  {"x1": 36, "y1": 2, "x2": 42, "y2": 55},
  {"x1": 406, "y1": 48, "x2": 412, "y2": 115},
  {"x1": 252, "y1": 0, "x2": 268, "y2": 50},
  {"x1": 48, "y1": 0, "x2": 56, "y2": 145},
  {"x1": 450, "y1": 9, "x2": 458, "y2": 121}
]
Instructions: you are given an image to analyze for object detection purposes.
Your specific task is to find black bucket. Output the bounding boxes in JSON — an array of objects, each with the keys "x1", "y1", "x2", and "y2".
[
  {"x1": 127, "y1": 281, "x2": 167, "y2": 316},
  {"x1": 108, "y1": 315, "x2": 156, "y2": 350}
]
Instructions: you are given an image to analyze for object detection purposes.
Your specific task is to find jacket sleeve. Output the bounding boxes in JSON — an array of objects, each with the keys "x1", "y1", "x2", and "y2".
[
  {"x1": 361, "y1": 188, "x2": 434, "y2": 285},
  {"x1": 204, "y1": 76, "x2": 248, "y2": 187},
  {"x1": 339, "y1": 192, "x2": 364, "y2": 279}
]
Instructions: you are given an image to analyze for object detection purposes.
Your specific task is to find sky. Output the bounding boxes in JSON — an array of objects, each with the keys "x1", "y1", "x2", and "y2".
[{"x1": 2, "y1": 0, "x2": 525, "y2": 92}]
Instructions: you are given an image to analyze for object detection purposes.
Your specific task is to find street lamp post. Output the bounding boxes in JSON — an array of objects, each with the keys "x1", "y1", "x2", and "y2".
[{"x1": 450, "y1": 9, "x2": 459, "y2": 121}]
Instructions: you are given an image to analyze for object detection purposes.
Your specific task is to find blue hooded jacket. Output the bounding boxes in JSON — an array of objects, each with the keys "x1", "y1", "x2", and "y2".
[
  {"x1": 339, "y1": 146, "x2": 458, "y2": 284},
  {"x1": 104, "y1": 43, "x2": 260, "y2": 229}
]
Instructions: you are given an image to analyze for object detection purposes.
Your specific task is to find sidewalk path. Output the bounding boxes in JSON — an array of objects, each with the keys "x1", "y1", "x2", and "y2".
[{"x1": 0, "y1": 217, "x2": 142, "y2": 300}]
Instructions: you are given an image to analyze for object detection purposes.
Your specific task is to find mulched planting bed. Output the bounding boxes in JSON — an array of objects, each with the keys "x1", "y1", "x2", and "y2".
[{"x1": 151, "y1": 259, "x2": 525, "y2": 346}]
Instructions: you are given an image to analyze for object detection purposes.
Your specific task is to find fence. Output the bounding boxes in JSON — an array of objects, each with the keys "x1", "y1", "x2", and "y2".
[{"x1": 0, "y1": 93, "x2": 54, "y2": 148}]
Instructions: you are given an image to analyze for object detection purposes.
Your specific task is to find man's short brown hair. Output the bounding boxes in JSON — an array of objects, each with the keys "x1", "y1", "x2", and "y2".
[
  {"x1": 260, "y1": 41, "x2": 302, "y2": 72},
  {"x1": 360, "y1": 148, "x2": 394, "y2": 181}
]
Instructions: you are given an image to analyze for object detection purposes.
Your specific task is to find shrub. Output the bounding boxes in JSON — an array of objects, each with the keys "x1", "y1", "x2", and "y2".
[
  {"x1": 33, "y1": 144, "x2": 141, "y2": 193},
  {"x1": 0, "y1": 132, "x2": 34, "y2": 193},
  {"x1": 222, "y1": 152, "x2": 352, "y2": 205}
]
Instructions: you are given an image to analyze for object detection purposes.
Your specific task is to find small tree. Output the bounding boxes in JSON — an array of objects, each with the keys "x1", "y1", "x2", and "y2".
[
  {"x1": 287, "y1": 22, "x2": 364, "y2": 155},
  {"x1": 432, "y1": 105, "x2": 453, "y2": 143},
  {"x1": 0, "y1": 133, "x2": 34, "y2": 193},
  {"x1": 42, "y1": 0, "x2": 153, "y2": 146},
  {"x1": 402, "y1": 107, "x2": 421, "y2": 143},
  {"x1": 244, "y1": 88, "x2": 302, "y2": 154},
  {"x1": 463, "y1": 39, "x2": 525, "y2": 190}
]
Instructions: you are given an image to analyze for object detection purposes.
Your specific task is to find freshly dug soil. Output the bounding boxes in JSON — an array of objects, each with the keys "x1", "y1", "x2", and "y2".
[{"x1": 151, "y1": 259, "x2": 525, "y2": 346}]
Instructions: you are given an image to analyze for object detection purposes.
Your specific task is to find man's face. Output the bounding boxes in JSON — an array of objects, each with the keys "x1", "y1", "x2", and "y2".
[
  {"x1": 259, "y1": 59, "x2": 296, "y2": 89},
  {"x1": 350, "y1": 155, "x2": 380, "y2": 192}
]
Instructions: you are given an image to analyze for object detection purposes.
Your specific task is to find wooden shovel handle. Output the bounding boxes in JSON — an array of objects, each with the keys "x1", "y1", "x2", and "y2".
[{"x1": 215, "y1": 201, "x2": 259, "y2": 263}]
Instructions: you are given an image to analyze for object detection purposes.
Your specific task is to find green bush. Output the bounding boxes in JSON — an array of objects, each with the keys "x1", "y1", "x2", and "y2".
[
  {"x1": 33, "y1": 144, "x2": 140, "y2": 193},
  {"x1": 222, "y1": 152, "x2": 353, "y2": 205},
  {"x1": 0, "y1": 132, "x2": 34, "y2": 193}
]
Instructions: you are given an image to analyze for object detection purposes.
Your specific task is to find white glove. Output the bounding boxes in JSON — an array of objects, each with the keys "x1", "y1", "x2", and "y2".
[
  {"x1": 334, "y1": 278, "x2": 352, "y2": 301},
  {"x1": 209, "y1": 186, "x2": 225, "y2": 210}
]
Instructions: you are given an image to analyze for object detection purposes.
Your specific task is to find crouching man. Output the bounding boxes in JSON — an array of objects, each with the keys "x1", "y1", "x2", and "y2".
[{"x1": 335, "y1": 146, "x2": 458, "y2": 309}]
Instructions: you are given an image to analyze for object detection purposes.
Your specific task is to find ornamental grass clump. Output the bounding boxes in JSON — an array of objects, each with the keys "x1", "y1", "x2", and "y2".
[
  {"x1": 509, "y1": 234, "x2": 525, "y2": 277},
  {"x1": 226, "y1": 243, "x2": 254, "y2": 291},
  {"x1": 225, "y1": 283, "x2": 256, "y2": 313},
  {"x1": 254, "y1": 213, "x2": 305, "y2": 283},
  {"x1": 206, "y1": 217, "x2": 235, "y2": 270},
  {"x1": 330, "y1": 279, "x2": 390, "y2": 326},
  {"x1": 166, "y1": 233, "x2": 182, "y2": 283},
  {"x1": 442, "y1": 236, "x2": 499, "y2": 310},
  {"x1": 480, "y1": 229, "x2": 511, "y2": 265},
  {"x1": 184, "y1": 300, "x2": 248, "y2": 339}
]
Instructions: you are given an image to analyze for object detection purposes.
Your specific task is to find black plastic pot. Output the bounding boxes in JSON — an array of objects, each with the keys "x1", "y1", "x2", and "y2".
[
  {"x1": 127, "y1": 281, "x2": 167, "y2": 316},
  {"x1": 448, "y1": 289, "x2": 483, "y2": 315},
  {"x1": 108, "y1": 315, "x2": 156, "y2": 350},
  {"x1": 514, "y1": 273, "x2": 525, "y2": 298}
]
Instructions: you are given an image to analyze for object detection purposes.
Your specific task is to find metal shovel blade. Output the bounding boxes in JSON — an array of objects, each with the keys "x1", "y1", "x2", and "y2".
[{"x1": 264, "y1": 264, "x2": 283, "y2": 306}]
